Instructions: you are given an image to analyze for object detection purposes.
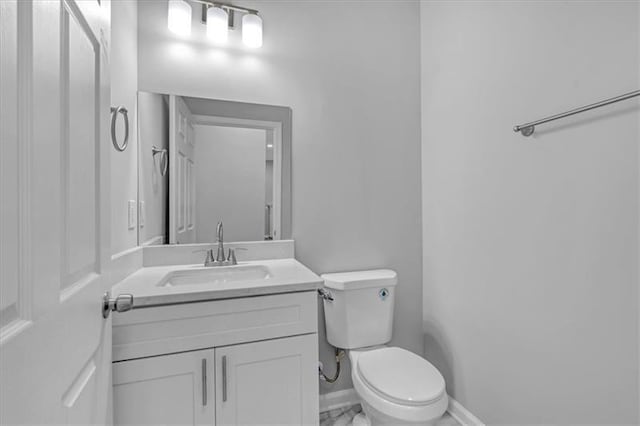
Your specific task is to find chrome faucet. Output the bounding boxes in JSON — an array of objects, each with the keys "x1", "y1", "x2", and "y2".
[
  {"x1": 215, "y1": 221, "x2": 226, "y2": 263},
  {"x1": 199, "y1": 222, "x2": 242, "y2": 267}
]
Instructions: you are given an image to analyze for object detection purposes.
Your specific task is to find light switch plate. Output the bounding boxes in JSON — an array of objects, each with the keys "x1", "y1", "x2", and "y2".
[
  {"x1": 139, "y1": 200, "x2": 145, "y2": 228},
  {"x1": 128, "y1": 200, "x2": 136, "y2": 230}
]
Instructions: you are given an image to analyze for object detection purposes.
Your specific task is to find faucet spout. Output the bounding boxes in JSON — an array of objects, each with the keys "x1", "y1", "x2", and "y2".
[{"x1": 215, "y1": 221, "x2": 225, "y2": 263}]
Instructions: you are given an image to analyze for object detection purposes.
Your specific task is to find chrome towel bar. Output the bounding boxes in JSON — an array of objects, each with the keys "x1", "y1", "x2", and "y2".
[{"x1": 514, "y1": 90, "x2": 640, "y2": 137}]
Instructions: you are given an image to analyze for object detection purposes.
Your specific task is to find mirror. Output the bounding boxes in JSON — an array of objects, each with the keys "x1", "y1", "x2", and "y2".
[{"x1": 137, "y1": 92, "x2": 292, "y2": 245}]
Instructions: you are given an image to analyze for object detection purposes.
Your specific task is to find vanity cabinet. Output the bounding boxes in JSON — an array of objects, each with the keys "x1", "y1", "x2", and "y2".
[
  {"x1": 113, "y1": 349, "x2": 215, "y2": 426},
  {"x1": 112, "y1": 291, "x2": 319, "y2": 426},
  {"x1": 215, "y1": 334, "x2": 318, "y2": 426}
]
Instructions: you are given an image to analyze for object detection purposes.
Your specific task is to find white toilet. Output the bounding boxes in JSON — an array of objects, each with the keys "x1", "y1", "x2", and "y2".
[{"x1": 321, "y1": 270, "x2": 448, "y2": 426}]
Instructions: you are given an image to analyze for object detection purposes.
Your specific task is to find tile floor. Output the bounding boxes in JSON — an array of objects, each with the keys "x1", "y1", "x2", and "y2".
[{"x1": 320, "y1": 404, "x2": 460, "y2": 426}]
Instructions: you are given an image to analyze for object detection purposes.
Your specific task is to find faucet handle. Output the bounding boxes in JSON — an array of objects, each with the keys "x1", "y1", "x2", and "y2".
[
  {"x1": 227, "y1": 248, "x2": 247, "y2": 265},
  {"x1": 227, "y1": 248, "x2": 237, "y2": 265},
  {"x1": 205, "y1": 249, "x2": 215, "y2": 265}
]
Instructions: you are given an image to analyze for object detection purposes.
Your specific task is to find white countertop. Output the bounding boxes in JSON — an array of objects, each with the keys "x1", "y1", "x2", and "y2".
[{"x1": 112, "y1": 258, "x2": 322, "y2": 308}]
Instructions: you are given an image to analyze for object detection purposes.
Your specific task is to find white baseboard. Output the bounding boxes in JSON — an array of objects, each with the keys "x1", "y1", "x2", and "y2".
[
  {"x1": 447, "y1": 395, "x2": 485, "y2": 426},
  {"x1": 319, "y1": 388, "x2": 360, "y2": 413},
  {"x1": 319, "y1": 389, "x2": 484, "y2": 426}
]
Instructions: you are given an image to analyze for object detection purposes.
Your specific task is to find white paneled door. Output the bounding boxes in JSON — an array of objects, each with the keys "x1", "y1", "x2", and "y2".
[
  {"x1": 0, "y1": 0, "x2": 113, "y2": 424},
  {"x1": 169, "y1": 95, "x2": 196, "y2": 244}
]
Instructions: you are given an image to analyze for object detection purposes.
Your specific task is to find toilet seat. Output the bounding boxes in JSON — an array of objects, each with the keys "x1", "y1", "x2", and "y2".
[
  {"x1": 350, "y1": 347, "x2": 448, "y2": 424},
  {"x1": 357, "y1": 347, "x2": 446, "y2": 406}
]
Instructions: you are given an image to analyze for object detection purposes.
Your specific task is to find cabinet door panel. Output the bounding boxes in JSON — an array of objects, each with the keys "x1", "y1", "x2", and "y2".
[
  {"x1": 113, "y1": 349, "x2": 215, "y2": 425},
  {"x1": 216, "y1": 334, "x2": 319, "y2": 426}
]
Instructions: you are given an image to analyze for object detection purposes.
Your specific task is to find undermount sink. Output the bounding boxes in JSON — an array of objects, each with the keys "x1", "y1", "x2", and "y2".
[{"x1": 159, "y1": 265, "x2": 271, "y2": 287}]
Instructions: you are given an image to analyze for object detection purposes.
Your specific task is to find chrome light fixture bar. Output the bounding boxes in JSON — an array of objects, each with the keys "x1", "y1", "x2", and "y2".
[
  {"x1": 194, "y1": 0, "x2": 263, "y2": 47},
  {"x1": 194, "y1": 0, "x2": 258, "y2": 27},
  {"x1": 167, "y1": 0, "x2": 263, "y2": 48}
]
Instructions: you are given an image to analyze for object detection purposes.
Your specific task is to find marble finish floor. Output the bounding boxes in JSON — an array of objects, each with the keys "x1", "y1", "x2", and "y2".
[{"x1": 320, "y1": 404, "x2": 460, "y2": 426}]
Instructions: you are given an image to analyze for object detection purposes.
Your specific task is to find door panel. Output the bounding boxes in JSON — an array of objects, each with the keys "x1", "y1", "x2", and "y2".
[
  {"x1": 0, "y1": 0, "x2": 20, "y2": 328},
  {"x1": 215, "y1": 334, "x2": 319, "y2": 426},
  {"x1": 169, "y1": 95, "x2": 196, "y2": 244},
  {"x1": 0, "y1": 0, "x2": 113, "y2": 424},
  {"x1": 113, "y1": 349, "x2": 215, "y2": 425}
]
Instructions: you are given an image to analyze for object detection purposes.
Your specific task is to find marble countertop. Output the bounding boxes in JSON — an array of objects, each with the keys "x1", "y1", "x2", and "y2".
[{"x1": 112, "y1": 258, "x2": 322, "y2": 308}]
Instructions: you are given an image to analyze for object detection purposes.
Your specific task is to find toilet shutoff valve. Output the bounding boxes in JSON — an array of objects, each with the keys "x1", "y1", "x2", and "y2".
[{"x1": 318, "y1": 288, "x2": 333, "y2": 302}]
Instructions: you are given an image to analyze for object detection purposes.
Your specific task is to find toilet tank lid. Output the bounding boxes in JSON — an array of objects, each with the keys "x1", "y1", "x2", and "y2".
[{"x1": 321, "y1": 269, "x2": 397, "y2": 290}]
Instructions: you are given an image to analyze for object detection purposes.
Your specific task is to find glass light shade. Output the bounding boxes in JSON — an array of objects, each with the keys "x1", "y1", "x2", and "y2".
[
  {"x1": 167, "y1": 0, "x2": 192, "y2": 36},
  {"x1": 242, "y1": 13, "x2": 263, "y2": 48},
  {"x1": 207, "y1": 6, "x2": 228, "y2": 42}
]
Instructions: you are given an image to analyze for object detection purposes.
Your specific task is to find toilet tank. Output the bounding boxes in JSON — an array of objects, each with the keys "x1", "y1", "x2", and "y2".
[{"x1": 321, "y1": 269, "x2": 397, "y2": 349}]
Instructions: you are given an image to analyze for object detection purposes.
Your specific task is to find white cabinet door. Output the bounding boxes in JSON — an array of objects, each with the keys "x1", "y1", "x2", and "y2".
[
  {"x1": 113, "y1": 349, "x2": 215, "y2": 426},
  {"x1": 1, "y1": 0, "x2": 113, "y2": 424},
  {"x1": 215, "y1": 334, "x2": 319, "y2": 426}
]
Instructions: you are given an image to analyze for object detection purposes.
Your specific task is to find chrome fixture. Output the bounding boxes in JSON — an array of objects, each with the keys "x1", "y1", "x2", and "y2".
[
  {"x1": 199, "y1": 247, "x2": 242, "y2": 267},
  {"x1": 201, "y1": 359, "x2": 208, "y2": 406},
  {"x1": 152, "y1": 146, "x2": 168, "y2": 176},
  {"x1": 110, "y1": 106, "x2": 129, "y2": 152},
  {"x1": 264, "y1": 204, "x2": 273, "y2": 240},
  {"x1": 318, "y1": 288, "x2": 333, "y2": 302},
  {"x1": 102, "y1": 292, "x2": 133, "y2": 318},
  {"x1": 215, "y1": 221, "x2": 226, "y2": 263},
  {"x1": 168, "y1": 0, "x2": 263, "y2": 48},
  {"x1": 197, "y1": 222, "x2": 246, "y2": 267},
  {"x1": 514, "y1": 89, "x2": 640, "y2": 137}
]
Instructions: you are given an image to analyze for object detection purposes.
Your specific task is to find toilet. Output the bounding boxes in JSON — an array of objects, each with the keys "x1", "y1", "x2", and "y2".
[{"x1": 321, "y1": 270, "x2": 448, "y2": 426}]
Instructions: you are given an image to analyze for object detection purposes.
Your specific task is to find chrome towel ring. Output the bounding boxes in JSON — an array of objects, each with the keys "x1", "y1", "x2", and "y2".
[
  {"x1": 152, "y1": 145, "x2": 168, "y2": 176},
  {"x1": 110, "y1": 106, "x2": 129, "y2": 152}
]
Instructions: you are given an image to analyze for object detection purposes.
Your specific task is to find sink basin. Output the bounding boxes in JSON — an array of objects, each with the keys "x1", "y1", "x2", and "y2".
[{"x1": 159, "y1": 265, "x2": 271, "y2": 287}]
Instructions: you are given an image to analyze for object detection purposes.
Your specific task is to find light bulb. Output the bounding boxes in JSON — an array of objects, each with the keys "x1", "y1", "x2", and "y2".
[
  {"x1": 207, "y1": 6, "x2": 228, "y2": 43},
  {"x1": 167, "y1": 0, "x2": 192, "y2": 36},
  {"x1": 242, "y1": 13, "x2": 262, "y2": 48}
]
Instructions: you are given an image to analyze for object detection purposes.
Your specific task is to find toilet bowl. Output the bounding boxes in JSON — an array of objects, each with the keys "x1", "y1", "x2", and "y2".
[
  {"x1": 349, "y1": 347, "x2": 448, "y2": 425},
  {"x1": 320, "y1": 269, "x2": 449, "y2": 426}
]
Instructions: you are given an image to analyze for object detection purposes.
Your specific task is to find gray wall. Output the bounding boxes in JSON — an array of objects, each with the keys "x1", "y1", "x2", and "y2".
[
  {"x1": 111, "y1": 0, "x2": 138, "y2": 254},
  {"x1": 420, "y1": 1, "x2": 639, "y2": 423},
  {"x1": 138, "y1": 0, "x2": 423, "y2": 394}
]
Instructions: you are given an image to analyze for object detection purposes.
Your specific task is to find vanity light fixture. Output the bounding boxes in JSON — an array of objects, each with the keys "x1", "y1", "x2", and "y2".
[
  {"x1": 170, "y1": 0, "x2": 263, "y2": 48},
  {"x1": 242, "y1": 12, "x2": 263, "y2": 48},
  {"x1": 206, "y1": 5, "x2": 228, "y2": 42},
  {"x1": 167, "y1": 0, "x2": 192, "y2": 36}
]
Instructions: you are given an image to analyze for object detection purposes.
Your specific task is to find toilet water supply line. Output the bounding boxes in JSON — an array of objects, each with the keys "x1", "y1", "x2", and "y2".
[
  {"x1": 317, "y1": 288, "x2": 345, "y2": 383},
  {"x1": 319, "y1": 347, "x2": 345, "y2": 383}
]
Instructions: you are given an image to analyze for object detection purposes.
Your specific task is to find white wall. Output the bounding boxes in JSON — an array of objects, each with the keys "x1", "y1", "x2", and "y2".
[
  {"x1": 421, "y1": 1, "x2": 639, "y2": 423},
  {"x1": 194, "y1": 125, "x2": 266, "y2": 242},
  {"x1": 111, "y1": 0, "x2": 138, "y2": 255},
  {"x1": 138, "y1": 0, "x2": 422, "y2": 393},
  {"x1": 138, "y1": 92, "x2": 169, "y2": 245}
]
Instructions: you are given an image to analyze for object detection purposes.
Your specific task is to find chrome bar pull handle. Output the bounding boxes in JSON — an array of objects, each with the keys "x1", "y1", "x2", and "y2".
[
  {"x1": 222, "y1": 355, "x2": 228, "y2": 402},
  {"x1": 202, "y1": 358, "x2": 207, "y2": 406}
]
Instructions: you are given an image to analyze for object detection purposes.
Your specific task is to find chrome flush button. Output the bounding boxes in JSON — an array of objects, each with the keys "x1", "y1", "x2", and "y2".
[{"x1": 379, "y1": 288, "x2": 389, "y2": 300}]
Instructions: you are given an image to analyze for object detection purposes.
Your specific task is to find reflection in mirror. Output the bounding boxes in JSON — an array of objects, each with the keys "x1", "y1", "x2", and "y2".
[{"x1": 137, "y1": 92, "x2": 292, "y2": 245}]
